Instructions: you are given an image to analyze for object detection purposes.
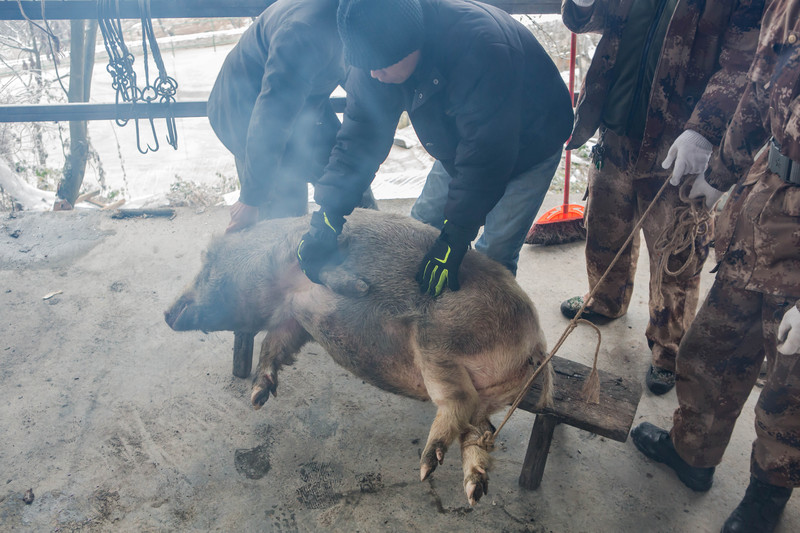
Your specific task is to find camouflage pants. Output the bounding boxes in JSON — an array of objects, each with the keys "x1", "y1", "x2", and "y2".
[
  {"x1": 584, "y1": 131, "x2": 712, "y2": 371},
  {"x1": 671, "y1": 279, "x2": 800, "y2": 488}
]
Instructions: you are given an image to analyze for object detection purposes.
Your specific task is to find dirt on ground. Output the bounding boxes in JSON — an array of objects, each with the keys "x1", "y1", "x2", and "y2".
[{"x1": 0, "y1": 197, "x2": 797, "y2": 532}]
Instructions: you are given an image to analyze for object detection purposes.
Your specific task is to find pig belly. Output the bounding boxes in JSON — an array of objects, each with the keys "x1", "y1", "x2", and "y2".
[
  {"x1": 313, "y1": 314, "x2": 535, "y2": 411},
  {"x1": 316, "y1": 325, "x2": 430, "y2": 401},
  {"x1": 328, "y1": 343, "x2": 430, "y2": 401},
  {"x1": 290, "y1": 288, "x2": 429, "y2": 400}
]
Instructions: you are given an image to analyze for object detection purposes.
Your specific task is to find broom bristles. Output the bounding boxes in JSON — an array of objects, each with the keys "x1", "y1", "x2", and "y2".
[{"x1": 525, "y1": 218, "x2": 586, "y2": 246}]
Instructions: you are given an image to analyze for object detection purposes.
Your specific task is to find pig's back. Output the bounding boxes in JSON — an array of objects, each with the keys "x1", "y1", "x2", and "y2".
[
  {"x1": 339, "y1": 210, "x2": 543, "y2": 355},
  {"x1": 340, "y1": 209, "x2": 531, "y2": 307},
  {"x1": 241, "y1": 209, "x2": 536, "y2": 327}
]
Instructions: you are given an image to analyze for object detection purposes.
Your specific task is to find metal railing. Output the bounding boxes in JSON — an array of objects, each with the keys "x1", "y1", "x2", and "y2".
[
  {"x1": 0, "y1": 0, "x2": 562, "y2": 123},
  {"x1": 1, "y1": 0, "x2": 560, "y2": 20}
]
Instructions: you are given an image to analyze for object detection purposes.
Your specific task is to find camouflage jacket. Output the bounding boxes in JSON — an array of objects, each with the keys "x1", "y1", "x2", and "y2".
[
  {"x1": 709, "y1": 0, "x2": 800, "y2": 299},
  {"x1": 562, "y1": 0, "x2": 764, "y2": 175}
]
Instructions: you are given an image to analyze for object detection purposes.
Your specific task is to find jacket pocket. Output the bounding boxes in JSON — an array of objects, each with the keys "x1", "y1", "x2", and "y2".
[
  {"x1": 780, "y1": 181, "x2": 800, "y2": 217},
  {"x1": 753, "y1": 178, "x2": 800, "y2": 268},
  {"x1": 782, "y1": 95, "x2": 800, "y2": 160}
]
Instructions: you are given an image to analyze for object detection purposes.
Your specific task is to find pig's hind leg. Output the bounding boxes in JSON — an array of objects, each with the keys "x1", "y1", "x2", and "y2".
[
  {"x1": 459, "y1": 413, "x2": 494, "y2": 505},
  {"x1": 251, "y1": 318, "x2": 311, "y2": 409},
  {"x1": 417, "y1": 356, "x2": 481, "y2": 482}
]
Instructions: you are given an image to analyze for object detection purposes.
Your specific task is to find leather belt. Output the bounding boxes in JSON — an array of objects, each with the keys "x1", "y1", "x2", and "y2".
[{"x1": 768, "y1": 137, "x2": 800, "y2": 185}]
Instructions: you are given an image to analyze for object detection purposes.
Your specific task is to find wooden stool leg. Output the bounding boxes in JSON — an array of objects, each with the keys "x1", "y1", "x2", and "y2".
[
  {"x1": 519, "y1": 414, "x2": 559, "y2": 490},
  {"x1": 233, "y1": 331, "x2": 254, "y2": 378}
]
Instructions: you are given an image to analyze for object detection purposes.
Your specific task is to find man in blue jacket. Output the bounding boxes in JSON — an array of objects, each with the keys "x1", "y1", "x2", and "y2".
[{"x1": 297, "y1": 0, "x2": 573, "y2": 296}]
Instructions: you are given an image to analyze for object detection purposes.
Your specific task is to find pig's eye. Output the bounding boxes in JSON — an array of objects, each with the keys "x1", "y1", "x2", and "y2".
[
  {"x1": 208, "y1": 270, "x2": 226, "y2": 287},
  {"x1": 205, "y1": 269, "x2": 234, "y2": 298}
]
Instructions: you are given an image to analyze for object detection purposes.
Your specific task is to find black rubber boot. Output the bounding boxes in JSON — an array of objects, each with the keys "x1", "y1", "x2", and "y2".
[
  {"x1": 721, "y1": 475, "x2": 792, "y2": 533},
  {"x1": 559, "y1": 296, "x2": 612, "y2": 323},
  {"x1": 631, "y1": 422, "x2": 715, "y2": 492},
  {"x1": 646, "y1": 365, "x2": 675, "y2": 395}
]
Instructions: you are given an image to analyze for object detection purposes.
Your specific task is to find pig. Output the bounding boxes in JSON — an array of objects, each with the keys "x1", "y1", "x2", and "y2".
[{"x1": 165, "y1": 208, "x2": 552, "y2": 505}]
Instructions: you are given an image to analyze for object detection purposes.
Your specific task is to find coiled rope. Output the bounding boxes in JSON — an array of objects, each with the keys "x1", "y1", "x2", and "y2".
[{"x1": 651, "y1": 178, "x2": 712, "y2": 308}]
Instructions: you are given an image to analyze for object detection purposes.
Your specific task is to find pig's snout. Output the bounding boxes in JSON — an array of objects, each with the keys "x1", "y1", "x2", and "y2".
[{"x1": 165, "y1": 293, "x2": 194, "y2": 331}]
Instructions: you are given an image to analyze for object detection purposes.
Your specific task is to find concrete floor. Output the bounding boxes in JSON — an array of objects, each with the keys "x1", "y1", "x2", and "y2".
[{"x1": 0, "y1": 194, "x2": 797, "y2": 532}]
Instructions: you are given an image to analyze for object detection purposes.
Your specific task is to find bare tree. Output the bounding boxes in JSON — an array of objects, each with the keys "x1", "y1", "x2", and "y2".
[
  {"x1": 57, "y1": 19, "x2": 98, "y2": 208},
  {"x1": 0, "y1": 20, "x2": 68, "y2": 191}
]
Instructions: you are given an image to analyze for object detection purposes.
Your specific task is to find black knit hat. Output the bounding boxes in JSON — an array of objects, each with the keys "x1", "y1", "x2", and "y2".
[{"x1": 337, "y1": 0, "x2": 424, "y2": 70}]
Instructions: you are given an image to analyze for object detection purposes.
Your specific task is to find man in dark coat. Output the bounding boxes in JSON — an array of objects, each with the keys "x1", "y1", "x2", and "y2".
[
  {"x1": 207, "y1": 0, "x2": 375, "y2": 233},
  {"x1": 296, "y1": 0, "x2": 573, "y2": 295}
]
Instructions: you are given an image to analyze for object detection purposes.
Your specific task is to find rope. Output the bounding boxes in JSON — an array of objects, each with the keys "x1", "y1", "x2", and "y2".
[
  {"x1": 98, "y1": 0, "x2": 178, "y2": 153},
  {"x1": 467, "y1": 176, "x2": 680, "y2": 453},
  {"x1": 651, "y1": 178, "x2": 712, "y2": 308}
]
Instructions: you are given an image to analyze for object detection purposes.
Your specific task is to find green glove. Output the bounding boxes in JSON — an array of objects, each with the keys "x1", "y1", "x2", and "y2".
[
  {"x1": 416, "y1": 221, "x2": 472, "y2": 297},
  {"x1": 297, "y1": 210, "x2": 345, "y2": 284}
]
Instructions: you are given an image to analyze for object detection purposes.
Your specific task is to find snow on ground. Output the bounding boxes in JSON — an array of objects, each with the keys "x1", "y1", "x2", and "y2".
[{"x1": 0, "y1": 158, "x2": 55, "y2": 211}]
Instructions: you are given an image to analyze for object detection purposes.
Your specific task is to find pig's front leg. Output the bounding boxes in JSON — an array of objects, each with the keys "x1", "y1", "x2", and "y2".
[{"x1": 251, "y1": 318, "x2": 311, "y2": 409}]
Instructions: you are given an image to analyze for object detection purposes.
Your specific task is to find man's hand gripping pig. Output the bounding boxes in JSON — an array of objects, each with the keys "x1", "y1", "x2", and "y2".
[{"x1": 297, "y1": 210, "x2": 346, "y2": 284}]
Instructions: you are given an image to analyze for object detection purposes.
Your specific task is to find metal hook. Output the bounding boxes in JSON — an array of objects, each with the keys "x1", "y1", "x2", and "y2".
[{"x1": 135, "y1": 115, "x2": 160, "y2": 154}]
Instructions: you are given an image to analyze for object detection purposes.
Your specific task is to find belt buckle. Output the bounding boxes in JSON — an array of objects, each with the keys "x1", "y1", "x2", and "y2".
[
  {"x1": 791, "y1": 165, "x2": 800, "y2": 185},
  {"x1": 768, "y1": 138, "x2": 800, "y2": 184}
]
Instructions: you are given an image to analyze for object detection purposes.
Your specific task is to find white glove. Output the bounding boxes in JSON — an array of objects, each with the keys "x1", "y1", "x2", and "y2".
[
  {"x1": 778, "y1": 305, "x2": 800, "y2": 355},
  {"x1": 572, "y1": 0, "x2": 595, "y2": 6},
  {"x1": 663, "y1": 130, "x2": 713, "y2": 186},
  {"x1": 687, "y1": 173, "x2": 725, "y2": 209}
]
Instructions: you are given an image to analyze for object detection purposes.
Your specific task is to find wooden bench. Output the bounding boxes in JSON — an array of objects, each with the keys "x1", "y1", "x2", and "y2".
[{"x1": 516, "y1": 355, "x2": 642, "y2": 490}]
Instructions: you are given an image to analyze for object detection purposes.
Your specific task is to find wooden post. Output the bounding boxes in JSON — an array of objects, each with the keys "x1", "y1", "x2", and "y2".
[
  {"x1": 232, "y1": 331, "x2": 254, "y2": 378},
  {"x1": 519, "y1": 414, "x2": 560, "y2": 490}
]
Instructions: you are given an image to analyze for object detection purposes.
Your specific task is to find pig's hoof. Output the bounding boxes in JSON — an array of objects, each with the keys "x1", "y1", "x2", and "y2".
[
  {"x1": 464, "y1": 467, "x2": 488, "y2": 506},
  {"x1": 251, "y1": 375, "x2": 277, "y2": 410},
  {"x1": 420, "y1": 441, "x2": 446, "y2": 481}
]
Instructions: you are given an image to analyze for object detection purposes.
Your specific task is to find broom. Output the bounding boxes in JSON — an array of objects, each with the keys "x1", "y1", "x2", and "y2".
[{"x1": 525, "y1": 32, "x2": 586, "y2": 246}]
